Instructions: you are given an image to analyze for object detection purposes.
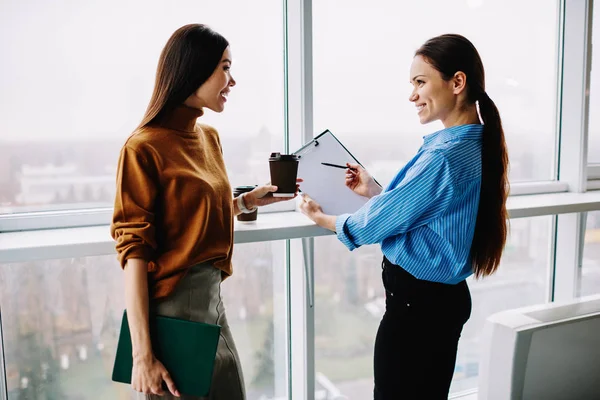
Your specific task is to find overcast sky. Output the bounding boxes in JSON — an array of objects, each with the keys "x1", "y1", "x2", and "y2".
[{"x1": 2, "y1": 0, "x2": 595, "y2": 160}]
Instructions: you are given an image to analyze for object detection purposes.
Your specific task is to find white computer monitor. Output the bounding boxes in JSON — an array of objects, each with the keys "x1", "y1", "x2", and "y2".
[{"x1": 478, "y1": 294, "x2": 600, "y2": 399}]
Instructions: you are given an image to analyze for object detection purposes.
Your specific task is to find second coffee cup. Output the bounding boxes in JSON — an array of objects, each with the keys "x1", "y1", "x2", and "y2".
[
  {"x1": 269, "y1": 152, "x2": 299, "y2": 197},
  {"x1": 233, "y1": 185, "x2": 258, "y2": 222}
]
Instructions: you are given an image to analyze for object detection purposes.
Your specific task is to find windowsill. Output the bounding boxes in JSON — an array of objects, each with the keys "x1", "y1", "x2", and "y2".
[
  {"x1": 0, "y1": 211, "x2": 332, "y2": 263},
  {"x1": 506, "y1": 190, "x2": 600, "y2": 218},
  {"x1": 2, "y1": 191, "x2": 600, "y2": 263}
]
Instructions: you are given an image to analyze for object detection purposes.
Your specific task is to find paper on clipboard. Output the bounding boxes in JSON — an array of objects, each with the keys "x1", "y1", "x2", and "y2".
[{"x1": 293, "y1": 130, "x2": 374, "y2": 215}]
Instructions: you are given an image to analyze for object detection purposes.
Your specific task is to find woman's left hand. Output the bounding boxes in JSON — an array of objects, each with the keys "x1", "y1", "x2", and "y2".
[
  {"x1": 298, "y1": 193, "x2": 323, "y2": 220},
  {"x1": 298, "y1": 194, "x2": 336, "y2": 232},
  {"x1": 244, "y1": 178, "x2": 303, "y2": 208}
]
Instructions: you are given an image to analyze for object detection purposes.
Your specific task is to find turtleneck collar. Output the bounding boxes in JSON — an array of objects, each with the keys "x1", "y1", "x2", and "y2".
[{"x1": 158, "y1": 105, "x2": 204, "y2": 133}]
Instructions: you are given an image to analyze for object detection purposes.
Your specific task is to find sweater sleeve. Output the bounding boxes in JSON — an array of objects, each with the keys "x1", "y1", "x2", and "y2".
[{"x1": 110, "y1": 145, "x2": 159, "y2": 269}]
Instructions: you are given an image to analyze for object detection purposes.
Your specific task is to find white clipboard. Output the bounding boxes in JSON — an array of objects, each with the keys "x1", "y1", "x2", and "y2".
[{"x1": 293, "y1": 130, "x2": 378, "y2": 215}]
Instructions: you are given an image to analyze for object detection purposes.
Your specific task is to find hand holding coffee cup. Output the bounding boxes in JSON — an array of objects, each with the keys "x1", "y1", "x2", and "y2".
[{"x1": 244, "y1": 180, "x2": 302, "y2": 204}]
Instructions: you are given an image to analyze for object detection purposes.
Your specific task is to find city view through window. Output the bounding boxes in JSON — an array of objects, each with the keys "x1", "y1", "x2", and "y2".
[{"x1": 1, "y1": 1, "x2": 600, "y2": 399}]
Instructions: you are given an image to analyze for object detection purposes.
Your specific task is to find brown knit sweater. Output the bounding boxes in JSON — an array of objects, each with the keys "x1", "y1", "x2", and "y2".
[{"x1": 110, "y1": 105, "x2": 234, "y2": 299}]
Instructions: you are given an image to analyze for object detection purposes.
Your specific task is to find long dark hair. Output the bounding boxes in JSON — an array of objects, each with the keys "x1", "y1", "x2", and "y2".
[
  {"x1": 138, "y1": 24, "x2": 229, "y2": 129},
  {"x1": 416, "y1": 34, "x2": 509, "y2": 278}
]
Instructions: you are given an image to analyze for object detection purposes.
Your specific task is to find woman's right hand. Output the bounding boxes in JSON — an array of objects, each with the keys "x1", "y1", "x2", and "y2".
[
  {"x1": 132, "y1": 355, "x2": 180, "y2": 397},
  {"x1": 345, "y1": 163, "x2": 382, "y2": 199}
]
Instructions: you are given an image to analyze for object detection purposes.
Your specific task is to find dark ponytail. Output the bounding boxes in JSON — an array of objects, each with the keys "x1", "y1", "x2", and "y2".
[
  {"x1": 416, "y1": 34, "x2": 509, "y2": 278},
  {"x1": 471, "y1": 92, "x2": 509, "y2": 277}
]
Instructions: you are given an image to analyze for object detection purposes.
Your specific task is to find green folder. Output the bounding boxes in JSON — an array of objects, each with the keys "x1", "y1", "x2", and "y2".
[{"x1": 112, "y1": 310, "x2": 221, "y2": 397}]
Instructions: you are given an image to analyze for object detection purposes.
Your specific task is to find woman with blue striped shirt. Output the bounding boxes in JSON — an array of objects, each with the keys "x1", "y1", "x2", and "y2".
[{"x1": 299, "y1": 34, "x2": 509, "y2": 399}]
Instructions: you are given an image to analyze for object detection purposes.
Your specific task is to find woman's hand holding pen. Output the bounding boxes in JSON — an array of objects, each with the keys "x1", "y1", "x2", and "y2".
[{"x1": 345, "y1": 163, "x2": 382, "y2": 199}]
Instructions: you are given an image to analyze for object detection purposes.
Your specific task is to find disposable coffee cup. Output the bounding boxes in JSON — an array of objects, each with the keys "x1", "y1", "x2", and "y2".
[
  {"x1": 233, "y1": 185, "x2": 258, "y2": 222},
  {"x1": 269, "y1": 152, "x2": 299, "y2": 197}
]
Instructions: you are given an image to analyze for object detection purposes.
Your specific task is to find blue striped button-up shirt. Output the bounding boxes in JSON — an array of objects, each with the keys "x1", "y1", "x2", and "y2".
[{"x1": 335, "y1": 124, "x2": 483, "y2": 284}]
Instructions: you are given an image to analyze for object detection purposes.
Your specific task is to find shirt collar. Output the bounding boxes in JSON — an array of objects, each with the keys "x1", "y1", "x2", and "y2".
[{"x1": 423, "y1": 124, "x2": 484, "y2": 148}]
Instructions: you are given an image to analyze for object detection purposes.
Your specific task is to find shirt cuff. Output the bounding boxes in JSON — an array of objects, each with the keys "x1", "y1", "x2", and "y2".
[{"x1": 336, "y1": 214, "x2": 357, "y2": 251}]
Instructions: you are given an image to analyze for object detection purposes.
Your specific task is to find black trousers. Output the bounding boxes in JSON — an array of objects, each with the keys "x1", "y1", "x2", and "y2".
[{"x1": 373, "y1": 257, "x2": 472, "y2": 400}]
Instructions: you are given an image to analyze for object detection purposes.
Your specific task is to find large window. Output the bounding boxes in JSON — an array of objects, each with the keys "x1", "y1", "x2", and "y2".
[
  {"x1": 2, "y1": 1, "x2": 599, "y2": 399},
  {"x1": 313, "y1": 216, "x2": 552, "y2": 397},
  {"x1": 313, "y1": 0, "x2": 560, "y2": 187},
  {"x1": 0, "y1": 243, "x2": 288, "y2": 400},
  {"x1": 0, "y1": 1, "x2": 284, "y2": 214}
]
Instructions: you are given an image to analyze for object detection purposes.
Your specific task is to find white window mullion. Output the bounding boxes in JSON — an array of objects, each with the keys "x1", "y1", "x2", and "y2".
[
  {"x1": 558, "y1": 0, "x2": 592, "y2": 190},
  {"x1": 272, "y1": 241, "x2": 292, "y2": 400},
  {"x1": 284, "y1": 0, "x2": 313, "y2": 154},
  {"x1": 284, "y1": 0, "x2": 315, "y2": 398},
  {"x1": 553, "y1": 212, "x2": 587, "y2": 300},
  {"x1": 554, "y1": 0, "x2": 594, "y2": 301},
  {"x1": 289, "y1": 238, "x2": 315, "y2": 400}
]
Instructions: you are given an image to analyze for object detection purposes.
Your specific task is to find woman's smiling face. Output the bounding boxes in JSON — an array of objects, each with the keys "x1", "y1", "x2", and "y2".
[
  {"x1": 189, "y1": 46, "x2": 236, "y2": 113},
  {"x1": 408, "y1": 55, "x2": 457, "y2": 126}
]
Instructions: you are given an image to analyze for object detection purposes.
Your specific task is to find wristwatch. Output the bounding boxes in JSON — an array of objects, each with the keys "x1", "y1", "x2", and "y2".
[{"x1": 237, "y1": 193, "x2": 258, "y2": 214}]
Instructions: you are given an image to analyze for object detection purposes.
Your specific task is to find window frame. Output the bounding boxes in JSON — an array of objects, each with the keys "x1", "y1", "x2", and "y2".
[{"x1": 0, "y1": 1, "x2": 598, "y2": 400}]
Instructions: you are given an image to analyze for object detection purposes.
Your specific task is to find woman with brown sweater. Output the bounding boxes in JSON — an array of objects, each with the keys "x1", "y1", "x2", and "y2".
[{"x1": 110, "y1": 24, "x2": 298, "y2": 399}]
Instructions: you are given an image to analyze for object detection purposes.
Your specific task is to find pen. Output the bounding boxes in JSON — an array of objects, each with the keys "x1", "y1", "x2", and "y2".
[{"x1": 321, "y1": 162, "x2": 357, "y2": 171}]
